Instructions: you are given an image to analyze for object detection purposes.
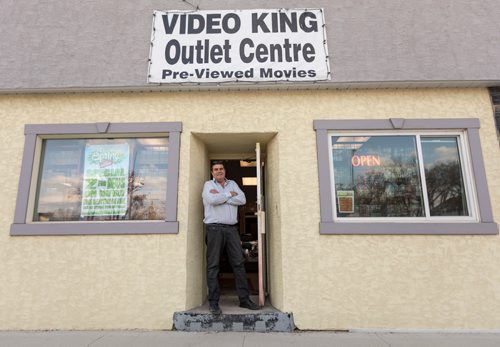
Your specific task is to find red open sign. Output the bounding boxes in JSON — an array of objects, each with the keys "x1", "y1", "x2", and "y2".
[{"x1": 351, "y1": 155, "x2": 381, "y2": 167}]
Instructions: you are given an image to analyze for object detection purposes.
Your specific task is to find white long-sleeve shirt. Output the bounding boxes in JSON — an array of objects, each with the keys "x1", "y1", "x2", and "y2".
[{"x1": 202, "y1": 179, "x2": 246, "y2": 225}]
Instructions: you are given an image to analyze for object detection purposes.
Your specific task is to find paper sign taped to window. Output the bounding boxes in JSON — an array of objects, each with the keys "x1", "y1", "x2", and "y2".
[
  {"x1": 81, "y1": 143, "x2": 130, "y2": 217},
  {"x1": 337, "y1": 190, "x2": 354, "y2": 214}
]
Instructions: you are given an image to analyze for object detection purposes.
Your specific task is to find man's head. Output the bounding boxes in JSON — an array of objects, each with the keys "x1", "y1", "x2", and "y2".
[{"x1": 211, "y1": 161, "x2": 226, "y2": 183}]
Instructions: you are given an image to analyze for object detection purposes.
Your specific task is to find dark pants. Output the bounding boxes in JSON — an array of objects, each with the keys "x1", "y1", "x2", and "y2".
[{"x1": 206, "y1": 224, "x2": 250, "y2": 304}]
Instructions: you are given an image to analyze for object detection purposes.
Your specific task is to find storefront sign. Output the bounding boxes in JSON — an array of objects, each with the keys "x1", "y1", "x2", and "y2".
[
  {"x1": 81, "y1": 144, "x2": 130, "y2": 217},
  {"x1": 148, "y1": 9, "x2": 330, "y2": 83}
]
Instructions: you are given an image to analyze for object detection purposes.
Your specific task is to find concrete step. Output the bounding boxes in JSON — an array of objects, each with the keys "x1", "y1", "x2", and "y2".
[{"x1": 173, "y1": 296, "x2": 295, "y2": 332}]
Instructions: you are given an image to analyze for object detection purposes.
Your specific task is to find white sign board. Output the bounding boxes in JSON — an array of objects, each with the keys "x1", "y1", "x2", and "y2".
[
  {"x1": 148, "y1": 9, "x2": 330, "y2": 83},
  {"x1": 81, "y1": 143, "x2": 130, "y2": 217}
]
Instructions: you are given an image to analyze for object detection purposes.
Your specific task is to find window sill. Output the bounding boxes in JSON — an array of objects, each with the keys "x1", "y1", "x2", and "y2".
[
  {"x1": 10, "y1": 221, "x2": 179, "y2": 236},
  {"x1": 319, "y1": 222, "x2": 499, "y2": 235}
]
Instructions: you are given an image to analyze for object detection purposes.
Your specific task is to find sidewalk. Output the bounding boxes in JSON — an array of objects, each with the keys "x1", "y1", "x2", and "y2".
[{"x1": 1, "y1": 330, "x2": 500, "y2": 347}]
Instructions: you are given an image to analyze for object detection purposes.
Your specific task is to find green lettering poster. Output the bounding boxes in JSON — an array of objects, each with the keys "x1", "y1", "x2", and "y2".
[{"x1": 81, "y1": 143, "x2": 129, "y2": 217}]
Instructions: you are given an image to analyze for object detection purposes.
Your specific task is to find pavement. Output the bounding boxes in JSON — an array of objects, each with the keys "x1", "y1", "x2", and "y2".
[{"x1": 1, "y1": 330, "x2": 500, "y2": 347}]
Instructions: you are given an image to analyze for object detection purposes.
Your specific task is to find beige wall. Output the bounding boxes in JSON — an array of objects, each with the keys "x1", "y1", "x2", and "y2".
[
  {"x1": 0, "y1": 94, "x2": 191, "y2": 330},
  {"x1": 272, "y1": 89, "x2": 500, "y2": 330},
  {"x1": 265, "y1": 135, "x2": 285, "y2": 310},
  {"x1": 0, "y1": 88, "x2": 498, "y2": 330},
  {"x1": 184, "y1": 135, "x2": 208, "y2": 309}
]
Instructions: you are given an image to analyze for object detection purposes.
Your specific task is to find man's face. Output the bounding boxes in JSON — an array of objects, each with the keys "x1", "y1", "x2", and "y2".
[{"x1": 211, "y1": 164, "x2": 226, "y2": 182}]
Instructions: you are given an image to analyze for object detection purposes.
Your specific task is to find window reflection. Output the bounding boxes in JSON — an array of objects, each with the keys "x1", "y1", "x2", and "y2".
[
  {"x1": 332, "y1": 136, "x2": 424, "y2": 217},
  {"x1": 421, "y1": 137, "x2": 468, "y2": 216},
  {"x1": 34, "y1": 138, "x2": 169, "y2": 222}
]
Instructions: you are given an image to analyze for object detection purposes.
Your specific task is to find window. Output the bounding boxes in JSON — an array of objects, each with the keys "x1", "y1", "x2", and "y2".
[
  {"x1": 314, "y1": 118, "x2": 498, "y2": 234},
  {"x1": 332, "y1": 134, "x2": 470, "y2": 219},
  {"x1": 11, "y1": 122, "x2": 182, "y2": 235}
]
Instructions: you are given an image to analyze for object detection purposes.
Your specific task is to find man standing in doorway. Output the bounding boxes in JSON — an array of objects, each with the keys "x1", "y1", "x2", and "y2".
[{"x1": 202, "y1": 161, "x2": 259, "y2": 315}]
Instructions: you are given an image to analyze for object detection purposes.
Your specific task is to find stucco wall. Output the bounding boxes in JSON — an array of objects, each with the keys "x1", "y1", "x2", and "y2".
[
  {"x1": 265, "y1": 135, "x2": 285, "y2": 309},
  {"x1": 0, "y1": 94, "x2": 196, "y2": 330},
  {"x1": 0, "y1": 88, "x2": 499, "y2": 330},
  {"x1": 2, "y1": 1, "x2": 500, "y2": 90},
  {"x1": 184, "y1": 135, "x2": 208, "y2": 309},
  {"x1": 273, "y1": 88, "x2": 500, "y2": 330}
]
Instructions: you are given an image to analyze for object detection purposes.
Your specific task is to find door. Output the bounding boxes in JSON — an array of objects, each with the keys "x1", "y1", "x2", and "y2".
[{"x1": 256, "y1": 143, "x2": 266, "y2": 306}]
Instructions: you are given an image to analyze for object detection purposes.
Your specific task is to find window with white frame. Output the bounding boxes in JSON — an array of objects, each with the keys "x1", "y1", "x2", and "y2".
[
  {"x1": 11, "y1": 122, "x2": 182, "y2": 236},
  {"x1": 314, "y1": 119, "x2": 498, "y2": 235},
  {"x1": 330, "y1": 133, "x2": 473, "y2": 220},
  {"x1": 35, "y1": 137, "x2": 169, "y2": 222}
]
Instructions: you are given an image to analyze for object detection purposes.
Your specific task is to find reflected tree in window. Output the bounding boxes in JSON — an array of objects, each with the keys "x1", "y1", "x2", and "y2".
[{"x1": 421, "y1": 137, "x2": 468, "y2": 216}]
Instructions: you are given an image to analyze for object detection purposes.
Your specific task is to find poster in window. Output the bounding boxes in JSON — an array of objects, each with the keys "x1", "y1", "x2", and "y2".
[
  {"x1": 337, "y1": 190, "x2": 354, "y2": 214},
  {"x1": 81, "y1": 143, "x2": 130, "y2": 217}
]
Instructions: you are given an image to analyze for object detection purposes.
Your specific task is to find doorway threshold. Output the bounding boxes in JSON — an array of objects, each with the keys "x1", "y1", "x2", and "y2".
[{"x1": 173, "y1": 296, "x2": 295, "y2": 332}]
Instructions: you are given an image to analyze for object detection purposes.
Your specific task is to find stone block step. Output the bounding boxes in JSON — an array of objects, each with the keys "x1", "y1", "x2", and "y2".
[
  {"x1": 173, "y1": 311, "x2": 295, "y2": 332},
  {"x1": 173, "y1": 296, "x2": 294, "y2": 332}
]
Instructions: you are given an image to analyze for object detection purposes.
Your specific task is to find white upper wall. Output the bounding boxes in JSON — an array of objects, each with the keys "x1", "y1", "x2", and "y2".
[{"x1": 1, "y1": 0, "x2": 499, "y2": 91}]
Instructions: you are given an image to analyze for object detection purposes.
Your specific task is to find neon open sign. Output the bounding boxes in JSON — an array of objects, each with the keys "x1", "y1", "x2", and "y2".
[{"x1": 351, "y1": 155, "x2": 381, "y2": 167}]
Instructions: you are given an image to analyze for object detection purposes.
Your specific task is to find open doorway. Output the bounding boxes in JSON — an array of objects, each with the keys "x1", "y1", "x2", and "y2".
[
  {"x1": 210, "y1": 158, "x2": 263, "y2": 298},
  {"x1": 187, "y1": 132, "x2": 276, "y2": 311}
]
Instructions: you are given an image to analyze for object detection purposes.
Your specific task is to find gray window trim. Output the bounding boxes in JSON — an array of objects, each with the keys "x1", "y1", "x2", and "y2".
[
  {"x1": 314, "y1": 118, "x2": 498, "y2": 235},
  {"x1": 10, "y1": 122, "x2": 182, "y2": 236}
]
